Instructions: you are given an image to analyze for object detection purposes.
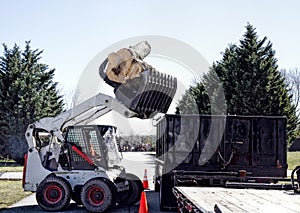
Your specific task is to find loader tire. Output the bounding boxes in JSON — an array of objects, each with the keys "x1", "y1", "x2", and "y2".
[
  {"x1": 117, "y1": 173, "x2": 144, "y2": 206},
  {"x1": 36, "y1": 176, "x2": 71, "y2": 211},
  {"x1": 81, "y1": 178, "x2": 115, "y2": 212}
]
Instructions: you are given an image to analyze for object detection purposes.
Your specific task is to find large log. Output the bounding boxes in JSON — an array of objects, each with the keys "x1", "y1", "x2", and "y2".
[{"x1": 105, "y1": 41, "x2": 153, "y2": 83}]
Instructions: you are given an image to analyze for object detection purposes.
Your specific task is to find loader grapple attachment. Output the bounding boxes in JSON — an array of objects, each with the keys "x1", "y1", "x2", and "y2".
[
  {"x1": 100, "y1": 59, "x2": 177, "y2": 118},
  {"x1": 114, "y1": 70, "x2": 177, "y2": 117}
]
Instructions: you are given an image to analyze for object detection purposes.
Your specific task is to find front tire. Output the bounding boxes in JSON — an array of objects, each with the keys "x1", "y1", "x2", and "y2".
[
  {"x1": 117, "y1": 173, "x2": 144, "y2": 206},
  {"x1": 36, "y1": 176, "x2": 71, "y2": 211},
  {"x1": 81, "y1": 178, "x2": 115, "y2": 212}
]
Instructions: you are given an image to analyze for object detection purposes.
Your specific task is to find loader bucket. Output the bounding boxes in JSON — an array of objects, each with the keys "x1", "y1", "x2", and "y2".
[
  {"x1": 99, "y1": 59, "x2": 177, "y2": 118},
  {"x1": 114, "y1": 70, "x2": 177, "y2": 117}
]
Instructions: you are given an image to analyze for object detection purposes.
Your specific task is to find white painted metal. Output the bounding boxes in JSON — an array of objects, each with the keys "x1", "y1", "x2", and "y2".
[{"x1": 24, "y1": 93, "x2": 138, "y2": 192}]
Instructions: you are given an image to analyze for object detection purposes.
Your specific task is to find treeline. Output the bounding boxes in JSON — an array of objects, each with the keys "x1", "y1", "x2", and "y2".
[
  {"x1": 117, "y1": 134, "x2": 156, "y2": 151},
  {"x1": 177, "y1": 24, "x2": 299, "y2": 145},
  {"x1": 0, "y1": 41, "x2": 64, "y2": 163},
  {"x1": 1, "y1": 23, "x2": 299, "y2": 163}
]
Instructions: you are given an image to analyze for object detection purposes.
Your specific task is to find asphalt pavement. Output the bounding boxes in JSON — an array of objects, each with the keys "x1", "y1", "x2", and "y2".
[
  {"x1": 2, "y1": 190, "x2": 162, "y2": 213},
  {"x1": 0, "y1": 172, "x2": 23, "y2": 180}
]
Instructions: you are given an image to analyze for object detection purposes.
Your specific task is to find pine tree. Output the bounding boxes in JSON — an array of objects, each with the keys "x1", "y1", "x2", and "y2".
[
  {"x1": 177, "y1": 82, "x2": 210, "y2": 114},
  {"x1": 0, "y1": 41, "x2": 64, "y2": 163},
  {"x1": 177, "y1": 23, "x2": 298, "y2": 144}
]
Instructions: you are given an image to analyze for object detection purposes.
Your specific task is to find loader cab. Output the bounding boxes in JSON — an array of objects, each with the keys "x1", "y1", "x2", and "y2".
[{"x1": 59, "y1": 125, "x2": 121, "y2": 171}]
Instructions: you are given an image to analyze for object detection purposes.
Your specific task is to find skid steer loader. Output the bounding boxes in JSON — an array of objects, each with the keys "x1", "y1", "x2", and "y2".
[{"x1": 22, "y1": 42, "x2": 177, "y2": 212}]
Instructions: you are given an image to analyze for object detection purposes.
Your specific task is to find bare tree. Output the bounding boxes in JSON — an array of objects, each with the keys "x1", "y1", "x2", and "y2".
[
  {"x1": 282, "y1": 68, "x2": 300, "y2": 117},
  {"x1": 60, "y1": 88, "x2": 80, "y2": 110}
]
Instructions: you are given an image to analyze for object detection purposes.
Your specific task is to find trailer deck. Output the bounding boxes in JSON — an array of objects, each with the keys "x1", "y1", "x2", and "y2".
[{"x1": 173, "y1": 186, "x2": 300, "y2": 213}]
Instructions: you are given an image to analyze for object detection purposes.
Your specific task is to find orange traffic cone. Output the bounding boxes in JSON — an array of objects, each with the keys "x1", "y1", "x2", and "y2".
[
  {"x1": 138, "y1": 191, "x2": 148, "y2": 213},
  {"x1": 143, "y1": 169, "x2": 149, "y2": 189}
]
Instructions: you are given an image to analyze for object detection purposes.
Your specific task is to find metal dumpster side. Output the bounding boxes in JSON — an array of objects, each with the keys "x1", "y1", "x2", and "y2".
[{"x1": 155, "y1": 114, "x2": 288, "y2": 210}]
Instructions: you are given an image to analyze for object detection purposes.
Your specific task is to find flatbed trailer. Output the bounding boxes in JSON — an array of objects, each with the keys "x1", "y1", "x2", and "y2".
[{"x1": 173, "y1": 186, "x2": 300, "y2": 213}]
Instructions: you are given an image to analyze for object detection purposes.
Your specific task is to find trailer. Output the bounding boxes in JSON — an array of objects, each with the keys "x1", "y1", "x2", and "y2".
[
  {"x1": 154, "y1": 114, "x2": 300, "y2": 211},
  {"x1": 172, "y1": 186, "x2": 300, "y2": 213}
]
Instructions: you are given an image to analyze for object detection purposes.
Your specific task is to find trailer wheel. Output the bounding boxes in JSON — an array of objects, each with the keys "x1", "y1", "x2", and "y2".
[
  {"x1": 117, "y1": 173, "x2": 144, "y2": 206},
  {"x1": 81, "y1": 178, "x2": 115, "y2": 212},
  {"x1": 36, "y1": 176, "x2": 71, "y2": 211}
]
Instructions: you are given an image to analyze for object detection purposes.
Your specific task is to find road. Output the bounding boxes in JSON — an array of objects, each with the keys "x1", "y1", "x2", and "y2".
[{"x1": 2, "y1": 152, "x2": 173, "y2": 213}]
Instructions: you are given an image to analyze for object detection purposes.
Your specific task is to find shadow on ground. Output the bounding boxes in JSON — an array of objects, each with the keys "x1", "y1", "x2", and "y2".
[{"x1": 1, "y1": 203, "x2": 139, "y2": 213}]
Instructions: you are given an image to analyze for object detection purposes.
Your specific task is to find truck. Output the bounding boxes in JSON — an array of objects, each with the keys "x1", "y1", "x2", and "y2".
[
  {"x1": 154, "y1": 114, "x2": 300, "y2": 212},
  {"x1": 22, "y1": 41, "x2": 177, "y2": 212}
]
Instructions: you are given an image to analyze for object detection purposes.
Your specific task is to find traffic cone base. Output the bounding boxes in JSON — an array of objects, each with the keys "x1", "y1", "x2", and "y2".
[{"x1": 139, "y1": 191, "x2": 148, "y2": 213}]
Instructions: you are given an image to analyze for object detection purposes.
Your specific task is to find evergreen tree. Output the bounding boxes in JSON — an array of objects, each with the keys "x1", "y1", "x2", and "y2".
[
  {"x1": 177, "y1": 82, "x2": 210, "y2": 114},
  {"x1": 0, "y1": 41, "x2": 64, "y2": 163},
  {"x1": 177, "y1": 24, "x2": 298, "y2": 143}
]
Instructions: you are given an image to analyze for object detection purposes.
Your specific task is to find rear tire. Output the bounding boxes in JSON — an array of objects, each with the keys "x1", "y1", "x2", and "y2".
[
  {"x1": 81, "y1": 178, "x2": 115, "y2": 212},
  {"x1": 117, "y1": 173, "x2": 144, "y2": 206},
  {"x1": 36, "y1": 176, "x2": 71, "y2": 211}
]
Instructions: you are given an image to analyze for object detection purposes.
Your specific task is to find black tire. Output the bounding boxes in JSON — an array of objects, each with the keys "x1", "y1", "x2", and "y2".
[
  {"x1": 117, "y1": 173, "x2": 144, "y2": 206},
  {"x1": 72, "y1": 186, "x2": 82, "y2": 205},
  {"x1": 36, "y1": 176, "x2": 71, "y2": 211},
  {"x1": 81, "y1": 178, "x2": 115, "y2": 212},
  {"x1": 154, "y1": 176, "x2": 160, "y2": 192}
]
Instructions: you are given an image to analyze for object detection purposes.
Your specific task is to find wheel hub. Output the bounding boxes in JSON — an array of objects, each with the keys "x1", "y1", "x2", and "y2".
[
  {"x1": 89, "y1": 187, "x2": 105, "y2": 205},
  {"x1": 49, "y1": 190, "x2": 59, "y2": 199},
  {"x1": 45, "y1": 185, "x2": 63, "y2": 204},
  {"x1": 93, "y1": 191, "x2": 104, "y2": 201}
]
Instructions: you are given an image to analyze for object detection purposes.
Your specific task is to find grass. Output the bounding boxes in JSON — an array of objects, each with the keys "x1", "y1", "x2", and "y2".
[
  {"x1": 0, "y1": 166, "x2": 23, "y2": 173},
  {"x1": 0, "y1": 163, "x2": 30, "y2": 209},
  {"x1": 0, "y1": 180, "x2": 32, "y2": 209},
  {"x1": 0, "y1": 159, "x2": 16, "y2": 163},
  {"x1": 287, "y1": 151, "x2": 300, "y2": 170},
  {"x1": 0, "y1": 164, "x2": 29, "y2": 209},
  {"x1": 0, "y1": 158, "x2": 23, "y2": 172}
]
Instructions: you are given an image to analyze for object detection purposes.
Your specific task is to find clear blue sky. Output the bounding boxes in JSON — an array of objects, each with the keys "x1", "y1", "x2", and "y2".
[
  {"x1": 1, "y1": 0, "x2": 300, "y2": 94},
  {"x1": 1, "y1": 0, "x2": 300, "y2": 134}
]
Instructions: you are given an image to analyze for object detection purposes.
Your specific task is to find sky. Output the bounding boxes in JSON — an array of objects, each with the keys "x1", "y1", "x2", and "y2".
[{"x1": 1, "y1": 0, "x2": 300, "y2": 134}]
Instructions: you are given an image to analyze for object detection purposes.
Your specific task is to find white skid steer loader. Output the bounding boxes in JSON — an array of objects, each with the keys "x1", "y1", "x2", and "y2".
[{"x1": 22, "y1": 42, "x2": 177, "y2": 212}]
